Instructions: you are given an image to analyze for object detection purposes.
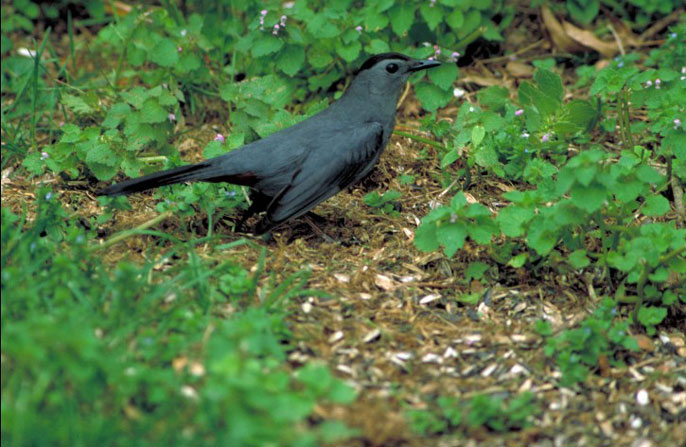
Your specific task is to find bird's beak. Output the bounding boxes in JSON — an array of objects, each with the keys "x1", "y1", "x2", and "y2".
[{"x1": 407, "y1": 59, "x2": 441, "y2": 72}]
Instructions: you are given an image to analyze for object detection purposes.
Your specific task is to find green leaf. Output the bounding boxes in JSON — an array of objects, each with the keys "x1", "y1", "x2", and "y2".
[
  {"x1": 637, "y1": 306, "x2": 667, "y2": 328},
  {"x1": 471, "y1": 125, "x2": 485, "y2": 146},
  {"x1": 252, "y1": 35, "x2": 283, "y2": 58},
  {"x1": 446, "y1": 9, "x2": 464, "y2": 29},
  {"x1": 414, "y1": 221, "x2": 439, "y2": 252},
  {"x1": 568, "y1": 250, "x2": 590, "y2": 269},
  {"x1": 436, "y1": 222, "x2": 467, "y2": 257},
  {"x1": 441, "y1": 149, "x2": 460, "y2": 168},
  {"x1": 365, "y1": 39, "x2": 390, "y2": 54},
  {"x1": 277, "y1": 45, "x2": 305, "y2": 77},
  {"x1": 62, "y1": 94, "x2": 93, "y2": 115},
  {"x1": 307, "y1": 46, "x2": 333, "y2": 69},
  {"x1": 307, "y1": 15, "x2": 341, "y2": 38},
  {"x1": 336, "y1": 40, "x2": 361, "y2": 62},
  {"x1": 570, "y1": 183, "x2": 606, "y2": 213},
  {"x1": 643, "y1": 195, "x2": 670, "y2": 217},
  {"x1": 534, "y1": 69, "x2": 563, "y2": 103},
  {"x1": 414, "y1": 82, "x2": 450, "y2": 112},
  {"x1": 103, "y1": 103, "x2": 131, "y2": 129},
  {"x1": 428, "y1": 63, "x2": 458, "y2": 91},
  {"x1": 507, "y1": 252, "x2": 528, "y2": 268},
  {"x1": 419, "y1": 3, "x2": 443, "y2": 30},
  {"x1": 140, "y1": 99, "x2": 168, "y2": 124},
  {"x1": 497, "y1": 206, "x2": 535, "y2": 237},
  {"x1": 150, "y1": 38, "x2": 179, "y2": 67},
  {"x1": 388, "y1": 3, "x2": 415, "y2": 36},
  {"x1": 86, "y1": 143, "x2": 119, "y2": 180},
  {"x1": 203, "y1": 141, "x2": 226, "y2": 158}
]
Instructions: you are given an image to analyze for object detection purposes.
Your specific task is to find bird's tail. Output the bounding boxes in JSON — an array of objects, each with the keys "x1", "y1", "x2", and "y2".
[{"x1": 97, "y1": 161, "x2": 230, "y2": 196}]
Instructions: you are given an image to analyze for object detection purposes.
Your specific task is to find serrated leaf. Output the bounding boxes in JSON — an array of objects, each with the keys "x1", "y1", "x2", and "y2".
[
  {"x1": 568, "y1": 250, "x2": 590, "y2": 269},
  {"x1": 419, "y1": 3, "x2": 443, "y2": 30},
  {"x1": 307, "y1": 46, "x2": 333, "y2": 68},
  {"x1": 103, "y1": 103, "x2": 131, "y2": 129},
  {"x1": 388, "y1": 3, "x2": 415, "y2": 36},
  {"x1": 436, "y1": 222, "x2": 467, "y2": 257},
  {"x1": 570, "y1": 183, "x2": 607, "y2": 213},
  {"x1": 414, "y1": 221, "x2": 439, "y2": 252},
  {"x1": 534, "y1": 69, "x2": 563, "y2": 103},
  {"x1": 365, "y1": 39, "x2": 390, "y2": 54},
  {"x1": 252, "y1": 35, "x2": 284, "y2": 58},
  {"x1": 203, "y1": 140, "x2": 226, "y2": 158},
  {"x1": 140, "y1": 99, "x2": 168, "y2": 124},
  {"x1": 86, "y1": 143, "x2": 119, "y2": 180},
  {"x1": 62, "y1": 93, "x2": 93, "y2": 115},
  {"x1": 414, "y1": 82, "x2": 451, "y2": 112},
  {"x1": 496, "y1": 206, "x2": 535, "y2": 237},
  {"x1": 428, "y1": 63, "x2": 458, "y2": 91},
  {"x1": 446, "y1": 9, "x2": 464, "y2": 29},
  {"x1": 643, "y1": 195, "x2": 670, "y2": 217},
  {"x1": 508, "y1": 253, "x2": 528, "y2": 268},
  {"x1": 150, "y1": 38, "x2": 179, "y2": 67},
  {"x1": 336, "y1": 40, "x2": 361, "y2": 62},
  {"x1": 277, "y1": 45, "x2": 305, "y2": 76}
]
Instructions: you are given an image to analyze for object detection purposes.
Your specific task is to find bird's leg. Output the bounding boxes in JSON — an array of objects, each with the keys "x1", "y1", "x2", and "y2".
[
  {"x1": 236, "y1": 192, "x2": 270, "y2": 232},
  {"x1": 303, "y1": 214, "x2": 335, "y2": 243}
]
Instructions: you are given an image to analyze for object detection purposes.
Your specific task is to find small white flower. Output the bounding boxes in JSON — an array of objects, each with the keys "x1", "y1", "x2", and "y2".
[
  {"x1": 180, "y1": 29, "x2": 187, "y2": 37},
  {"x1": 453, "y1": 87, "x2": 465, "y2": 98}
]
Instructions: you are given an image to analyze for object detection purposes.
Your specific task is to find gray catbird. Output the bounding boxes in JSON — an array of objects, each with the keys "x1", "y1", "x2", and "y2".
[{"x1": 98, "y1": 52, "x2": 440, "y2": 233}]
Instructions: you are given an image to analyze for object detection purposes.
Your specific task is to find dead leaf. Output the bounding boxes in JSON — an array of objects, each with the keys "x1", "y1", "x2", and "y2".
[
  {"x1": 506, "y1": 61, "x2": 534, "y2": 78},
  {"x1": 562, "y1": 21, "x2": 618, "y2": 58},
  {"x1": 541, "y1": 5, "x2": 585, "y2": 53}
]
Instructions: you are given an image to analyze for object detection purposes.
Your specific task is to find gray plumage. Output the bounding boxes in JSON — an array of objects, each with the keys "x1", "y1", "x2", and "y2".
[{"x1": 98, "y1": 52, "x2": 440, "y2": 233}]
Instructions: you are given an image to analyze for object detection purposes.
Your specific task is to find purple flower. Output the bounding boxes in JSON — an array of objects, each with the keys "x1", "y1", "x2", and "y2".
[
  {"x1": 272, "y1": 24, "x2": 280, "y2": 35},
  {"x1": 168, "y1": 113, "x2": 176, "y2": 122},
  {"x1": 214, "y1": 133, "x2": 225, "y2": 143},
  {"x1": 280, "y1": 15, "x2": 287, "y2": 26},
  {"x1": 355, "y1": 25, "x2": 363, "y2": 33},
  {"x1": 655, "y1": 78, "x2": 661, "y2": 89},
  {"x1": 515, "y1": 109, "x2": 524, "y2": 116},
  {"x1": 521, "y1": 132, "x2": 530, "y2": 138},
  {"x1": 645, "y1": 80, "x2": 653, "y2": 87},
  {"x1": 41, "y1": 151, "x2": 49, "y2": 159},
  {"x1": 541, "y1": 132, "x2": 551, "y2": 142},
  {"x1": 675, "y1": 119, "x2": 682, "y2": 129},
  {"x1": 260, "y1": 9, "x2": 267, "y2": 16},
  {"x1": 177, "y1": 46, "x2": 182, "y2": 52}
]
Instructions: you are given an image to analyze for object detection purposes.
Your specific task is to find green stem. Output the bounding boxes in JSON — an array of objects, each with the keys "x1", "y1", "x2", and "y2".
[
  {"x1": 138, "y1": 156, "x2": 168, "y2": 164},
  {"x1": 90, "y1": 211, "x2": 173, "y2": 252},
  {"x1": 393, "y1": 130, "x2": 446, "y2": 150}
]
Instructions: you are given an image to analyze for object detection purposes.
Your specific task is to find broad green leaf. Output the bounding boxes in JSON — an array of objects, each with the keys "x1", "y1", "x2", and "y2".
[
  {"x1": 150, "y1": 38, "x2": 179, "y2": 67},
  {"x1": 252, "y1": 35, "x2": 283, "y2": 58},
  {"x1": 419, "y1": 3, "x2": 443, "y2": 30},
  {"x1": 276, "y1": 45, "x2": 305, "y2": 76},
  {"x1": 643, "y1": 195, "x2": 670, "y2": 217},
  {"x1": 436, "y1": 222, "x2": 467, "y2": 257},
  {"x1": 389, "y1": 3, "x2": 415, "y2": 36},
  {"x1": 428, "y1": 63, "x2": 458, "y2": 91}
]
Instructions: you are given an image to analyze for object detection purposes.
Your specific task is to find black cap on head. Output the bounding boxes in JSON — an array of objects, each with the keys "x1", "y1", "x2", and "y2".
[{"x1": 354, "y1": 52, "x2": 412, "y2": 75}]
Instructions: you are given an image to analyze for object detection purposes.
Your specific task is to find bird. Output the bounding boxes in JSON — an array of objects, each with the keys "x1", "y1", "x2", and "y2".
[{"x1": 98, "y1": 52, "x2": 441, "y2": 234}]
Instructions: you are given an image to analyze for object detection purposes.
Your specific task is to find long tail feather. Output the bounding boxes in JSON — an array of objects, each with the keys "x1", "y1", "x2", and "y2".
[{"x1": 97, "y1": 161, "x2": 221, "y2": 196}]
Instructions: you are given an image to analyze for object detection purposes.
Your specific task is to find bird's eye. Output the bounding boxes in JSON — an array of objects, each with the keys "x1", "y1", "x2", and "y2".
[{"x1": 385, "y1": 63, "x2": 399, "y2": 73}]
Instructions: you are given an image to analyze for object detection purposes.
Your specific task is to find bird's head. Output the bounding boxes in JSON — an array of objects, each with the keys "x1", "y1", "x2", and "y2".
[{"x1": 349, "y1": 52, "x2": 441, "y2": 97}]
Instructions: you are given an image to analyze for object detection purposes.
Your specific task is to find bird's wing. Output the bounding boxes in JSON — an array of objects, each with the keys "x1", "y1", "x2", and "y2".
[{"x1": 262, "y1": 121, "x2": 385, "y2": 228}]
